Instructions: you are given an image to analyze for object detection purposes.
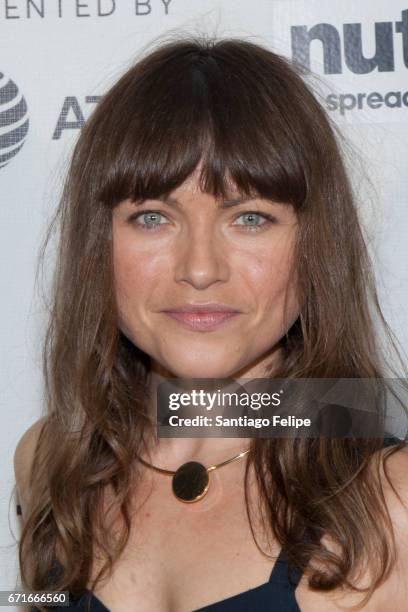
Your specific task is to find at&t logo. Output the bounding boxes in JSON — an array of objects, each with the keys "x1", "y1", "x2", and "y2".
[{"x1": 0, "y1": 72, "x2": 29, "y2": 169}]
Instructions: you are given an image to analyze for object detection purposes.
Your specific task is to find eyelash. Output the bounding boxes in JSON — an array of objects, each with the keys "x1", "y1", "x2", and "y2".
[{"x1": 127, "y1": 210, "x2": 277, "y2": 233}]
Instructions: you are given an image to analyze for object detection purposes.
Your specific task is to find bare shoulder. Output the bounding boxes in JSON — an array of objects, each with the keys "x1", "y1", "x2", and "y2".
[
  {"x1": 376, "y1": 440, "x2": 408, "y2": 508},
  {"x1": 297, "y1": 441, "x2": 408, "y2": 611},
  {"x1": 363, "y1": 441, "x2": 408, "y2": 606},
  {"x1": 14, "y1": 416, "x2": 48, "y2": 516}
]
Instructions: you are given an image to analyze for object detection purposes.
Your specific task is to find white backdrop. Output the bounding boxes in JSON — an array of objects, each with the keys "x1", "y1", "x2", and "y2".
[{"x1": 1, "y1": 0, "x2": 407, "y2": 605}]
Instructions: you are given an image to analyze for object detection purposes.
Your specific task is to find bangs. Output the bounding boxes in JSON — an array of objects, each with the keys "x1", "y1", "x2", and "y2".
[{"x1": 95, "y1": 41, "x2": 310, "y2": 209}]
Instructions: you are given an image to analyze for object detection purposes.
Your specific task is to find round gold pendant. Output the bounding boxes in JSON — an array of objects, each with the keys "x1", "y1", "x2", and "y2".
[{"x1": 172, "y1": 461, "x2": 210, "y2": 503}]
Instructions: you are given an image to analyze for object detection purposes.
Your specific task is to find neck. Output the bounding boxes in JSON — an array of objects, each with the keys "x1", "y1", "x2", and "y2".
[{"x1": 142, "y1": 347, "x2": 283, "y2": 466}]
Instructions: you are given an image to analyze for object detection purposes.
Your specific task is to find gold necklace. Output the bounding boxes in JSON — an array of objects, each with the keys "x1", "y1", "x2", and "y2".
[{"x1": 136, "y1": 448, "x2": 251, "y2": 503}]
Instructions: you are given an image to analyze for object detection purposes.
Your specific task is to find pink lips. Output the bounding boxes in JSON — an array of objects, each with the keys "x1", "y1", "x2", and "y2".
[{"x1": 162, "y1": 303, "x2": 241, "y2": 331}]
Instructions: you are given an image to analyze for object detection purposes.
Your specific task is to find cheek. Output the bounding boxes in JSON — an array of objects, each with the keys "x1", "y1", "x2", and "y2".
[
  {"x1": 244, "y1": 238, "x2": 298, "y2": 319},
  {"x1": 112, "y1": 242, "x2": 161, "y2": 344},
  {"x1": 113, "y1": 247, "x2": 138, "y2": 305},
  {"x1": 113, "y1": 239, "x2": 164, "y2": 305}
]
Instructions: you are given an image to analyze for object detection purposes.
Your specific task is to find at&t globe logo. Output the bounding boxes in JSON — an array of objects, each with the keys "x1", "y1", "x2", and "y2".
[{"x1": 0, "y1": 72, "x2": 29, "y2": 169}]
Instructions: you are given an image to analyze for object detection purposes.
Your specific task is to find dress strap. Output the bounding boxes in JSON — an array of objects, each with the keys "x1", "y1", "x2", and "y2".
[
  {"x1": 383, "y1": 434, "x2": 403, "y2": 447},
  {"x1": 269, "y1": 528, "x2": 314, "y2": 589},
  {"x1": 269, "y1": 547, "x2": 304, "y2": 588}
]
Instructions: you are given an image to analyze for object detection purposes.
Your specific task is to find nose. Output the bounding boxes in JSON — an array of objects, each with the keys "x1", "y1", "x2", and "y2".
[{"x1": 174, "y1": 223, "x2": 229, "y2": 290}]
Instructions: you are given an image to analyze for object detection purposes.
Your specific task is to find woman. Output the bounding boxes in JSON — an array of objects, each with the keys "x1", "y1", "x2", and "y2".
[{"x1": 14, "y1": 35, "x2": 408, "y2": 611}]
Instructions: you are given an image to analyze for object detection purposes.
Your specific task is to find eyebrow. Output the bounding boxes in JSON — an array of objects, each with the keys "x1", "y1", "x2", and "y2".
[{"x1": 153, "y1": 195, "x2": 259, "y2": 208}]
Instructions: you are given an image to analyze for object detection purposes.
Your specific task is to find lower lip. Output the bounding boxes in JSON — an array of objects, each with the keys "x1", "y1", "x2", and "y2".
[{"x1": 163, "y1": 311, "x2": 240, "y2": 331}]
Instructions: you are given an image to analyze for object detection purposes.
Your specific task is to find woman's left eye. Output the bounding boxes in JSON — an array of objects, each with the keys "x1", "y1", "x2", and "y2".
[{"x1": 233, "y1": 212, "x2": 276, "y2": 231}]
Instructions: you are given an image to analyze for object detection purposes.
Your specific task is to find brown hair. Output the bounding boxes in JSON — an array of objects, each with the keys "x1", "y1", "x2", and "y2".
[{"x1": 16, "y1": 34, "x2": 407, "y2": 610}]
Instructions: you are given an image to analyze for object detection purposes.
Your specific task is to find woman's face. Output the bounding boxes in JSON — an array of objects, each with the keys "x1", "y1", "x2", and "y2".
[{"x1": 112, "y1": 166, "x2": 299, "y2": 379}]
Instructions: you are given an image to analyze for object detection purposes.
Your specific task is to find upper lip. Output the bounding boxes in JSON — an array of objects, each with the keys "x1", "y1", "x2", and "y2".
[{"x1": 162, "y1": 303, "x2": 241, "y2": 313}]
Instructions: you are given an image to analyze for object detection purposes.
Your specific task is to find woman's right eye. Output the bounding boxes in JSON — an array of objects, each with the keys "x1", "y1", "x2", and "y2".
[{"x1": 127, "y1": 210, "x2": 169, "y2": 231}]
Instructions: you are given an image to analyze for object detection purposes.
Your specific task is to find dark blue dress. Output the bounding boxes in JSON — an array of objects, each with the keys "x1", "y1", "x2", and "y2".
[{"x1": 33, "y1": 546, "x2": 303, "y2": 611}]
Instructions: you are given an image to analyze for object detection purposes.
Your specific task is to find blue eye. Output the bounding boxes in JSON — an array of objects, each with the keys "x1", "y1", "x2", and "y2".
[
  {"x1": 129, "y1": 211, "x2": 168, "y2": 230},
  {"x1": 234, "y1": 212, "x2": 275, "y2": 231}
]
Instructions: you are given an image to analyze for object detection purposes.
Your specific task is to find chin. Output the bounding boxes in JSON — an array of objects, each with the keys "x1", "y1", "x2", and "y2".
[{"x1": 158, "y1": 358, "x2": 239, "y2": 381}]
